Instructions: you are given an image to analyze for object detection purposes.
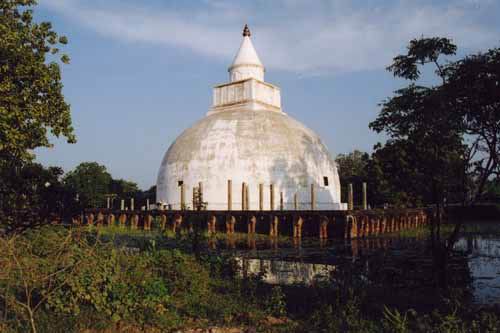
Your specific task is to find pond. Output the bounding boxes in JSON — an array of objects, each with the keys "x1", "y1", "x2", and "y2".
[
  {"x1": 455, "y1": 235, "x2": 500, "y2": 304},
  {"x1": 208, "y1": 223, "x2": 500, "y2": 305},
  {"x1": 104, "y1": 221, "x2": 500, "y2": 305}
]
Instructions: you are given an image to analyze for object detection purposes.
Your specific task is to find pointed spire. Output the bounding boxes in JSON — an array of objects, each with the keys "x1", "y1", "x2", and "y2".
[
  {"x1": 242, "y1": 24, "x2": 251, "y2": 37},
  {"x1": 229, "y1": 25, "x2": 264, "y2": 82}
]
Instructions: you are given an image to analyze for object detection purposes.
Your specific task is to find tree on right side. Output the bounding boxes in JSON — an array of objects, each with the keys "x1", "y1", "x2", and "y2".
[{"x1": 371, "y1": 37, "x2": 500, "y2": 288}]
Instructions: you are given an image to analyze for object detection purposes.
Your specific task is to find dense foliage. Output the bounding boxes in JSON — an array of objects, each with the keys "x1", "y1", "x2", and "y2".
[
  {"x1": 0, "y1": 161, "x2": 80, "y2": 234},
  {"x1": 0, "y1": 0, "x2": 73, "y2": 161},
  {"x1": 370, "y1": 37, "x2": 466, "y2": 209},
  {"x1": 63, "y1": 162, "x2": 113, "y2": 209},
  {"x1": 370, "y1": 37, "x2": 500, "y2": 208},
  {"x1": 335, "y1": 38, "x2": 500, "y2": 209},
  {"x1": 335, "y1": 150, "x2": 370, "y2": 205},
  {"x1": 63, "y1": 161, "x2": 156, "y2": 209},
  {"x1": 0, "y1": 227, "x2": 270, "y2": 332},
  {"x1": 1, "y1": 226, "x2": 499, "y2": 332},
  {"x1": 0, "y1": 159, "x2": 147, "y2": 234},
  {"x1": 0, "y1": 0, "x2": 74, "y2": 233}
]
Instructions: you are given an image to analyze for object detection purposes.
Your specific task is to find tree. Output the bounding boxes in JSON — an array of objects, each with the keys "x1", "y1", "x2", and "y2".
[
  {"x1": 369, "y1": 142, "x2": 419, "y2": 207},
  {"x1": 483, "y1": 179, "x2": 500, "y2": 203},
  {"x1": 142, "y1": 185, "x2": 157, "y2": 206},
  {"x1": 443, "y1": 47, "x2": 500, "y2": 202},
  {"x1": 335, "y1": 150, "x2": 370, "y2": 205},
  {"x1": 0, "y1": 1, "x2": 74, "y2": 233},
  {"x1": 371, "y1": 37, "x2": 500, "y2": 288},
  {"x1": 0, "y1": 162, "x2": 77, "y2": 235},
  {"x1": 370, "y1": 37, "x2": 466, "y2": 215},
  {"x1": 64, "y1": 162, "x2": 112, "y2": 209},
  {"x1": 0, "y1": 0, "x2": 74, "y2": 161},
  {"x1": 110, "y1": 179, "x2": 139, "y2": 198},
  {"x1": 370, "y1": 37, "x2": 468, "y2": 288}
]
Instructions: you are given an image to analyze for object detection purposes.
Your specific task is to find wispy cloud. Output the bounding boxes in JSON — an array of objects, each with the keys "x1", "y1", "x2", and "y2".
[{"x1": 42, "y1": 0, "x2": 500, "y2": 74}]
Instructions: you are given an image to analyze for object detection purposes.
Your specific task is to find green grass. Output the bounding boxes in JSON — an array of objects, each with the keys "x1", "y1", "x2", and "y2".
[
  {"x1": 384, "y1": 220, "x2": 500, "y2": 239},
  {"x1": 94, "y1": 223, "x2": 288, "y2": 242}
]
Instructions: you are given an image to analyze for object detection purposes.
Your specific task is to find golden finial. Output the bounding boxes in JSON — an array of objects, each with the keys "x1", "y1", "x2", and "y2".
[{"x1": 242, "y1": 24, "x2": 251, "y2": 37}]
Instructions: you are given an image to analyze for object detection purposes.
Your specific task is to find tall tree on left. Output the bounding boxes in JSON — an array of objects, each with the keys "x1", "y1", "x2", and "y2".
[{"x1": 0, "y1": 0, "x2": 74, "y2": 234}]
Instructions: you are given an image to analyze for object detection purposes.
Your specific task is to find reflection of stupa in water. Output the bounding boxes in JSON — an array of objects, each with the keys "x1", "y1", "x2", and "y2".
[{"x1": 156, "y1": 25, "x2": 345, "y2": 210}]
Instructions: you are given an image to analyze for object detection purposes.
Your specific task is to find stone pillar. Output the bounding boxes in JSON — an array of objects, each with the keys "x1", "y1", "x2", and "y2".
[
  {"x1": 131, "y1": 214, "x2": 139, "y2": 229},
  {"x1": 107, "y1": 213, "x2": 115, "y2": 226},
  {"x1": 368, "y1": 217, "x2": 374, "y2": 236},
  {"x1": 130, "y1": 198, "x2": 135, "y2": 211},
  {"x1": 374, "y1": 218, "x2": 380, "y2": 236},
  {"x1": 320, "y1": 216, "x2": 329, "y2": 239},
  {"x1": 248, "y1": 215, "x2": 257, "y2": 234},
  {"x1": 226, "y1": 215, "x2": 236, "y2": 234},
  {"x1": 160, "y1": 214, "x2": 167, "y2": 230},
  {"x1": 311, "y1": 184, "x2": 315, "y2": 210},
  {"x1": 242, "y1": 182, "x2": 246, "y2": 210},
  {"x1": 227, "y1": 180, "x2": 232, "y2": 211},
  {"x1": 87, "y1": 213, "x2": 94, "y2": 226},
  {"x1": 120, "y1": 199, "x2": 125, "y2": 211},
  {"x1": 293, "y1": 216, "x2": 303, "y2": 238},
  {"x1": 144, "y1": 215, "x2": 153, "y2": 231},
  {"x1": 208, "y1": 215, "x2": 217, "y2": 235},
  {"x1": 364, "y1": 216, "x2": 370, "y2": 237},
  {"x1": 245, "y1": 184, "x2": 250, "y2": 211},
  {"x1": 270, "y1": 184, "x2": 274, "y2": 211},
  {"x1": 259, "y1": 183, "x2": 264, "y2": 211},
  {"x1": 146, "y1": 199, "x2": 150, "y2": 210},
  {"x1": 270, "y1": 216, "x2": 279, "y2": 237},
  {"x1": 358, "y1": 216, "x2": 365, "y2": 237},
  {"x1": 362, "y1": 182, "x2": 367, "y2": 210},
  {"x1": 381, "y1": 217, "x2": 386, "y2": 234},
  {"x1": 348, "y1": 216, "x2": 357, "y2": 239},
  {"x1": 96, "y1": 212, "x2": 104, "y2": 226},
  {"x1": 348, "y1": 183, "x2": 354, "y2": 210},
  {"x1": 119, "y1": 213, "x2": 127, "y2": 227},
  {"x1": 107, "y1": 197, "x2": 110, "y2": 209},
  {"x1": 173, "y1": 214, "x2": 182, "y2": 233},
  {"x1": 192, "y1": 186, "x2": 197, "y2": 210},
  {"x1": 180, "y1": 184, "x2": 186, "y2": 210}
]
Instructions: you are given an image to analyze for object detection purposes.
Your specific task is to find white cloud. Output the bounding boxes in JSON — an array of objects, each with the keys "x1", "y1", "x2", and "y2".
[{"x1": 41, "y1": 0, "x2": 499, "y2": 75}]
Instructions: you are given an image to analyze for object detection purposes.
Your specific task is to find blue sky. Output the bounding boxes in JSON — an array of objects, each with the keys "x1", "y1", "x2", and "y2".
[{"x1": 34, "y1": 0, "x2": 500, "y2": 189}]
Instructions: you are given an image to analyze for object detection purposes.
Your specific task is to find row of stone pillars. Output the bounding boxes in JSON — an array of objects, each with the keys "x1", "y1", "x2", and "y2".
[
  {"x1": 78, "y1": 209, "x2": 428, "y2": 239},
  {"x1": 347, "y1": 211, "x2": 428, "y2": 238},
  {"x1": 103, "y1": 181, "x2": 369, "y2": 211},
  {"x1": 177, "y1": 180, "x2": 319, "y2": 211},
  {"x1": 179, "y1": 180, "x2": 369, "y2": 211},
  {"x1": 107, "y1": 181, "x2": 368, "y2": 211},
  {"x1": 77, "y1": 212, "x2": 332, "y2": 239},
  {"x1": 104, "y1": 198, "x2": 153, "y2": 211}
]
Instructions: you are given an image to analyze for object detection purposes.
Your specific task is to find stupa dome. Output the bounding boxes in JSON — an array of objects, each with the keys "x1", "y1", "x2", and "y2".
[{"x1": 156, "y1": 25, "x2": 344, "y2": 210}]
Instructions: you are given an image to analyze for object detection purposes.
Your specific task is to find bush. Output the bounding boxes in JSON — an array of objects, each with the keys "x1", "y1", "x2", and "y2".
[{"x1": 0, "y1": 226, "x2": 265, "y2": 332}]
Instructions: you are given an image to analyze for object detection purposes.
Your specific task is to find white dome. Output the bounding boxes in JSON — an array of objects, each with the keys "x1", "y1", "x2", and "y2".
[
  {"x1": 156, "y1": 110, "x2": 342, "y2": 210},
  {"x1": 156, "y1": 25, "x2": 344, "y2": 210}
]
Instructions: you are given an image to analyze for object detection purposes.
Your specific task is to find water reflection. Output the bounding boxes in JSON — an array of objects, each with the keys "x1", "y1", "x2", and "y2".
[
  {"x1": 455, "y1": 235, "x2": 500, "y2": 304},
  {"x1": 236, "y1": 257, "x2": 335, "y2": 285},
  {"x1": 206, "y1": 228, "x2": 500, "y2": 305}
]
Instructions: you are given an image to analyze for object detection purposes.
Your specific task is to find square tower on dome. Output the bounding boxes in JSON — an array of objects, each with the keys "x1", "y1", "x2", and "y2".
[{"x1": 207, "y1": 24, "x2": 282, "y2": 115}]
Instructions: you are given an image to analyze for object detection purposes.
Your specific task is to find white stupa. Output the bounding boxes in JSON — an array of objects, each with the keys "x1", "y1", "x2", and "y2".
[{"x1": 156, "y1": 25, "x2": 344, "y2": 210}]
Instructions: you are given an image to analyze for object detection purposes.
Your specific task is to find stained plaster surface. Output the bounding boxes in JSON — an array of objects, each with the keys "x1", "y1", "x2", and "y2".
[{"x1": 156, "y1": 109, "x2": 342, "y2": 210}]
